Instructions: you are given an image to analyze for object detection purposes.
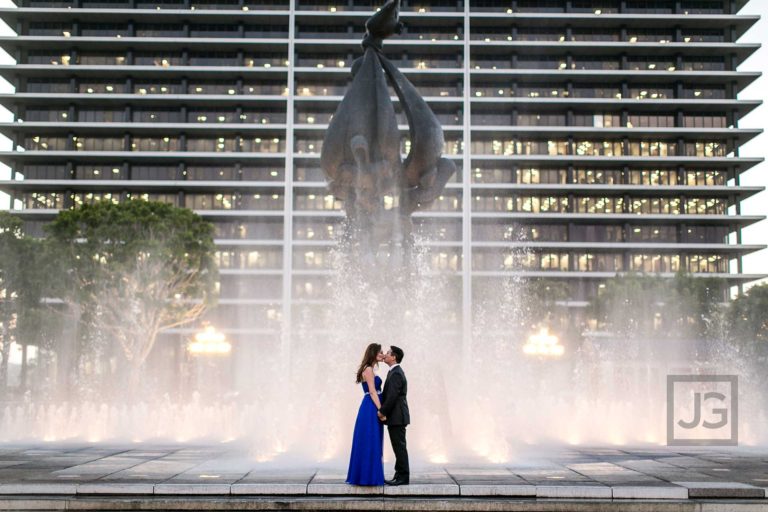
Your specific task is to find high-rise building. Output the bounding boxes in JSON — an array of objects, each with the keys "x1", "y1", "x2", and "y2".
[{"x1": 0, "y1": 0, "x2": 764, "y2": 354}]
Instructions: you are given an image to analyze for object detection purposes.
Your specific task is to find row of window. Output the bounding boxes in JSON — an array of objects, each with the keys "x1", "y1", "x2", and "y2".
[
  {"x1": 24, "y1": 108, "x2": 286, "y2": 124},
  {"x1": 472, "y1": 223, "x2": 729, "y2": 243},
  {"x1": 19, "y1": 215, "x2": 731, "y2": 245},
  {"x1": 471, "y1": 56, "x2": 726, "y2": 71},
  {"x1": 469, "y1": 139, "x2": 728, "y2": 157},
  {"x1": 216, "y1": 246, "x2": 729, "y2": 274},
  {"x1": 23, "y1": 50, "x2": 729, "y2": 72},
  {"x1": 23, "y1": 78, "x2": 728, "y2": 101},
  {"x1": 22, "y1": 107, "x2": 729, "y2": 130},
  {"x1": 17, "y1": 164, "x2": 728, "y2": 187},
  {"x1": 15, "y1": 0, "x2": 732, "y2": 15},
  {"x1": 19, "y1": 191, "x2": 730, "y2": 215},
  {"x1": 472, "y1": 167, "x2": 727, "y2": 185},
  {"x1": 472, "y1": 195, "x2": 727, "y2": 214},
  {"x1": 22, "y1": 135, "x2": 728, "y2": 158},
  {"x1": 26, "y1": 51, "x2": 288, "y2": 67},
  {"x1": 473, "y1": 28, "x2": 727, "y2": 43},
  {"x1": 211, "y1": 248, "x2": 730, "y2": 274},
  {"x1": 472, "y1": 251, "x2": 728, "y2": 273},
  {"x1": 24, "y1": 135, "x2": 285, "y2": 152},
  {"x1": 26, "y1": 22, "x2": 288, "y2": 38},
  {"x1": 24, "y1": 23, "x2": 730, "y2": 44},
  {"x1": 19, "y1": 164, "x2": 285, "y2": 181}
]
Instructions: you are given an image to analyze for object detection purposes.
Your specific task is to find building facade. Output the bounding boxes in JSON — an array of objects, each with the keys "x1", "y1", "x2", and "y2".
[{"x1": 0, "y1": 0, "x2": 764, "y2": 353}]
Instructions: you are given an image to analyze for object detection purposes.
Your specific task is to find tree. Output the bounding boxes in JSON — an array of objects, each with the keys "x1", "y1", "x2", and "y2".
[
  {"x1": 0, "y1": 213, "x2": 47, "y2": 394},
  {"x1": 588, "y1": 272, "x2": 725, "y2": 356},
  {"x1": 727, "y1": 283, "x2": 768, "y2": 348},
  {"x1": 46, "y1": 200, "x2": 217, "y2": 391}
]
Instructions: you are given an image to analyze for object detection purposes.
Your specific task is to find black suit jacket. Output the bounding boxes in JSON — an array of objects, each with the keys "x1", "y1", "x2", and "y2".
[{"x1": 380, "y1": 365, "x2": 410, "y2": 426}]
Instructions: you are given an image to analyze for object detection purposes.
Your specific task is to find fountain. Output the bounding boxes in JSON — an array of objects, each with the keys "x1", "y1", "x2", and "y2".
[{"x1": 0, "y1": 0, "x2": 767, "y2": 465}]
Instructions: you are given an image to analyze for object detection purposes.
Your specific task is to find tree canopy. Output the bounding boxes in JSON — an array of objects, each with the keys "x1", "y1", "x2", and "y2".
[{"x1": 45, "y1": 200, "x2": 217, "y2": 383}]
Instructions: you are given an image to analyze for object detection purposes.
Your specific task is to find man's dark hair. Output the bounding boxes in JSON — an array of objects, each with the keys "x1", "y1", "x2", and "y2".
[{"x1": 390, "y1": 345, "x2": 404, "y2": 364}]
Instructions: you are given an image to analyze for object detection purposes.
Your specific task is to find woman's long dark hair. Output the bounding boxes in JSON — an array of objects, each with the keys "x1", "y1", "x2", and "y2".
[{"x1": 355, "y1": 343, "x2": 381, "y2": 383}]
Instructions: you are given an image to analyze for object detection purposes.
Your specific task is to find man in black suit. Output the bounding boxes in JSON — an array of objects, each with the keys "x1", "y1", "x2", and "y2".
[{"x1": 377, "y1": 345, "x2": 410, "y2": 486}]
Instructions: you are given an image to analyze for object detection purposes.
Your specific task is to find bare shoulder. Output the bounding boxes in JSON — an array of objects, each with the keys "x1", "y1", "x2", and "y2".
[{"x1": 362, "y1": 366, "x2": 374, "y2": 377}]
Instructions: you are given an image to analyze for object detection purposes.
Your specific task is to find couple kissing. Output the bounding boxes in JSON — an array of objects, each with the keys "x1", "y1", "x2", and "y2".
[{"x1": 346, "y1": 343, "x2": 409, "y2": 487}]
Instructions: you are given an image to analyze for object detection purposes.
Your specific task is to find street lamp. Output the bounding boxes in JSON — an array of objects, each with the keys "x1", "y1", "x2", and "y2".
[
  {"x1": 522, "y1": 327, "x2": 564, "y2": 357},
  {"x1": 188, "y1": 324, "x2": 231, "y2": 355}
]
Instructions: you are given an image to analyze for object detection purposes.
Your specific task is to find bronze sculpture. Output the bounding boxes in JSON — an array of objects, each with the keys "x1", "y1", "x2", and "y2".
[{"x1": 320, "y1": 0, "x2": 456, "y2": 264}]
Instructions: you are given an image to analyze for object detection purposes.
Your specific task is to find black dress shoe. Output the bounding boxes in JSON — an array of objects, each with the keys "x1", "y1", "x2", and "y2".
[
  {"x1": 384, "y1": 478, "x2": 397, "y2": 485},
  {"x1": 387, "y1": 479, "x2": 409, "y2": 486}
]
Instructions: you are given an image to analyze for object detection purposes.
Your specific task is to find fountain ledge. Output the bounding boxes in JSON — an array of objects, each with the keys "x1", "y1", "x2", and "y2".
[{"x1": 0, "y1": 482, "x2": 766, "y2": 500}]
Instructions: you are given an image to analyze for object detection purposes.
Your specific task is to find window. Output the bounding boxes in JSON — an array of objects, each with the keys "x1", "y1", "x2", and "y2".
[
  {"x1": 27, "y1": 51, "x2": 70, "y2": 65},
  {"x1": 71, "y1": 192, "x2": 120, "y2": 206},
  {"x1": 73, "y1": 136, "x2": 124, "y2": 151},
  {"x1": 77, "y1": 53, "x2": 127, "y2": 65},
  {"x1": 131, "y1": 137, "x2": 180, "y2": 151},
  {"x1": 24, "y1": 136, "x2": 67, "y2": 150},
  {"x1": 516, "y1": 114, "x2": 566, "y2": 126},
  {"x1": 627, "y1": 56, "x2": 675, "y2": 71},
  {"x1": 27, "y1": 79, "x2": 70, "y2": 93},
  {"x1": 630, "y1": 254, "x2": 680, "y2": 273},
  {"x1": 76, "y1": 165, "x2": 125, "y2": 179},
  {"x1": 626, "y1": 114, "x2": 675, "y2": 128},
  {"x1": 575, "y1": 196, "x2": 624, "y2": 213},
  {"x1": 574, "y1": 141, "x2": 623, "y2": 156},
  {"x1": 190, "y1": 24, "x2": 240, "y2": 37},
  {"x1": 628, "y1": 141, "x2": 677, "y2": 156},
  {"x1": 80, "y1": 23, "x2": 129, "y2": 36},
  {"x1": 685, "y1": 226, "x2": 729, "y2": 243},
  {"x1": 24, "y1": 192, "x2": 64, "y2": 209},
  {"x1": 627, "y1": 225, "x2": 676, "y2": 242},
  {"x1": 186, "y1": 193, "x2": 238, "y2": 210},
  {"x1": 629, "y1": 197, "x2": 680, "y2": 214},
  {"x1": 215, "y1": 248, "x2": 282, "y2": 269},
  {"x1": 629, "y1": 169, "x2": 678, "y2": 185},
  {"x1": 573, "y1": 169, "x2": 622, "y2": 184},
  {"x1": 574, "y1": 253, "x2": 623, "y2": 272},
  {"x1": 132, "y1": 166, "x2": 177, "y2": 180},
  {"x1": 682, "y1": 86, "x2": 725, "y2": 99},
  {"x1": 28, "y1": 22, "x2": 72, "y2": 36},
  {"x1": 686, "y1": 198, "x2": 726, "y2": 214},
  {"x1": 570, "y1": 28, "x2": 620, "y2": 41},
  {"x1": 79, "y1": 109, "x2": 125, "y2": 122},
  {"x1": 22, "y1": 165, "x2": 70, "y2": 179},
  {"x1": 515, "y1": 168, "x2": 566, "y2": 184},
  {"x1": 683, "y1": 57, "x2": 726, "y2": 71},
  {"x1": 685, "y1": 141, "x2": 727, "y2": 157},
  {"x1": 187, "y1": 137, "x2": 237, "y2": 152},
  {"x1": 136, "y1": 24, "x2": 185, "y2": 37},
  {"x1": 133, "y1": 109, "x2": 182, "y2": 123},
  {"x1": 134, "y1": 52, "x2": 183, "y2": 66},
  {"x1": 628, "y1": 86, "x2": 673, "y2": 100},
  {"x1": 573, "y1": 57, "x2": 620, "y2": 70},
  {"x1": 572, "y1": 113, "x2": 621, "y2": 127},
  {"x1": 683, "y1": 115, "x2": 727, "y2": 128},
  {"x1": 688, "y1": 254, "x2": 727, "y2": 273},
  {"x1": 80, "y1": 81, "x2": 126, "y2": 94},
  {"x1": 24, "y1": 108, "x2": 69, "y2": 122},
  {"x1": 682, "y1": 29, "x2": 725, "y2": 43},
  {"x1": 571, "y1": 225, "x2": 624, "y2": 242},
  {"x1": 685, "y1": 170, "x2": 726, "y2": 186}
]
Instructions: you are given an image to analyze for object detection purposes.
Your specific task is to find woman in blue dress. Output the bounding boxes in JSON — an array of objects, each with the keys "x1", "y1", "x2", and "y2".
[{"x1": 346, "y1": 343, "x2": 385, "y2": 486}]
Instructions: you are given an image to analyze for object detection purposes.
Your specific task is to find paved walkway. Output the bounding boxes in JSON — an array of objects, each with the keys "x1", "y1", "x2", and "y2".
[{"x1": 0, "y1": 443, "x2": 767, "y2": 502}]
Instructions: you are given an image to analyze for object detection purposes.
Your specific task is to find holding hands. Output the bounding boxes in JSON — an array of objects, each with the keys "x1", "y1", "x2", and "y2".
[{"x1": 377, "y1": 410, "x2": 387, "y2": 422}]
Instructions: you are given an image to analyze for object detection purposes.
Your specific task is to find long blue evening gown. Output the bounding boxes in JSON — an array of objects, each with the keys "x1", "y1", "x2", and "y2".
[{"x1": 346, "y1": 375, "x2": 384, "y2": 486}]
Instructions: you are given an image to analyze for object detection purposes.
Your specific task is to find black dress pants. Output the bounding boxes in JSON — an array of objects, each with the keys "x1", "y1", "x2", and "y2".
[{"x1": 388, "y1": 425, "x2": 409, "y2": 480}]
